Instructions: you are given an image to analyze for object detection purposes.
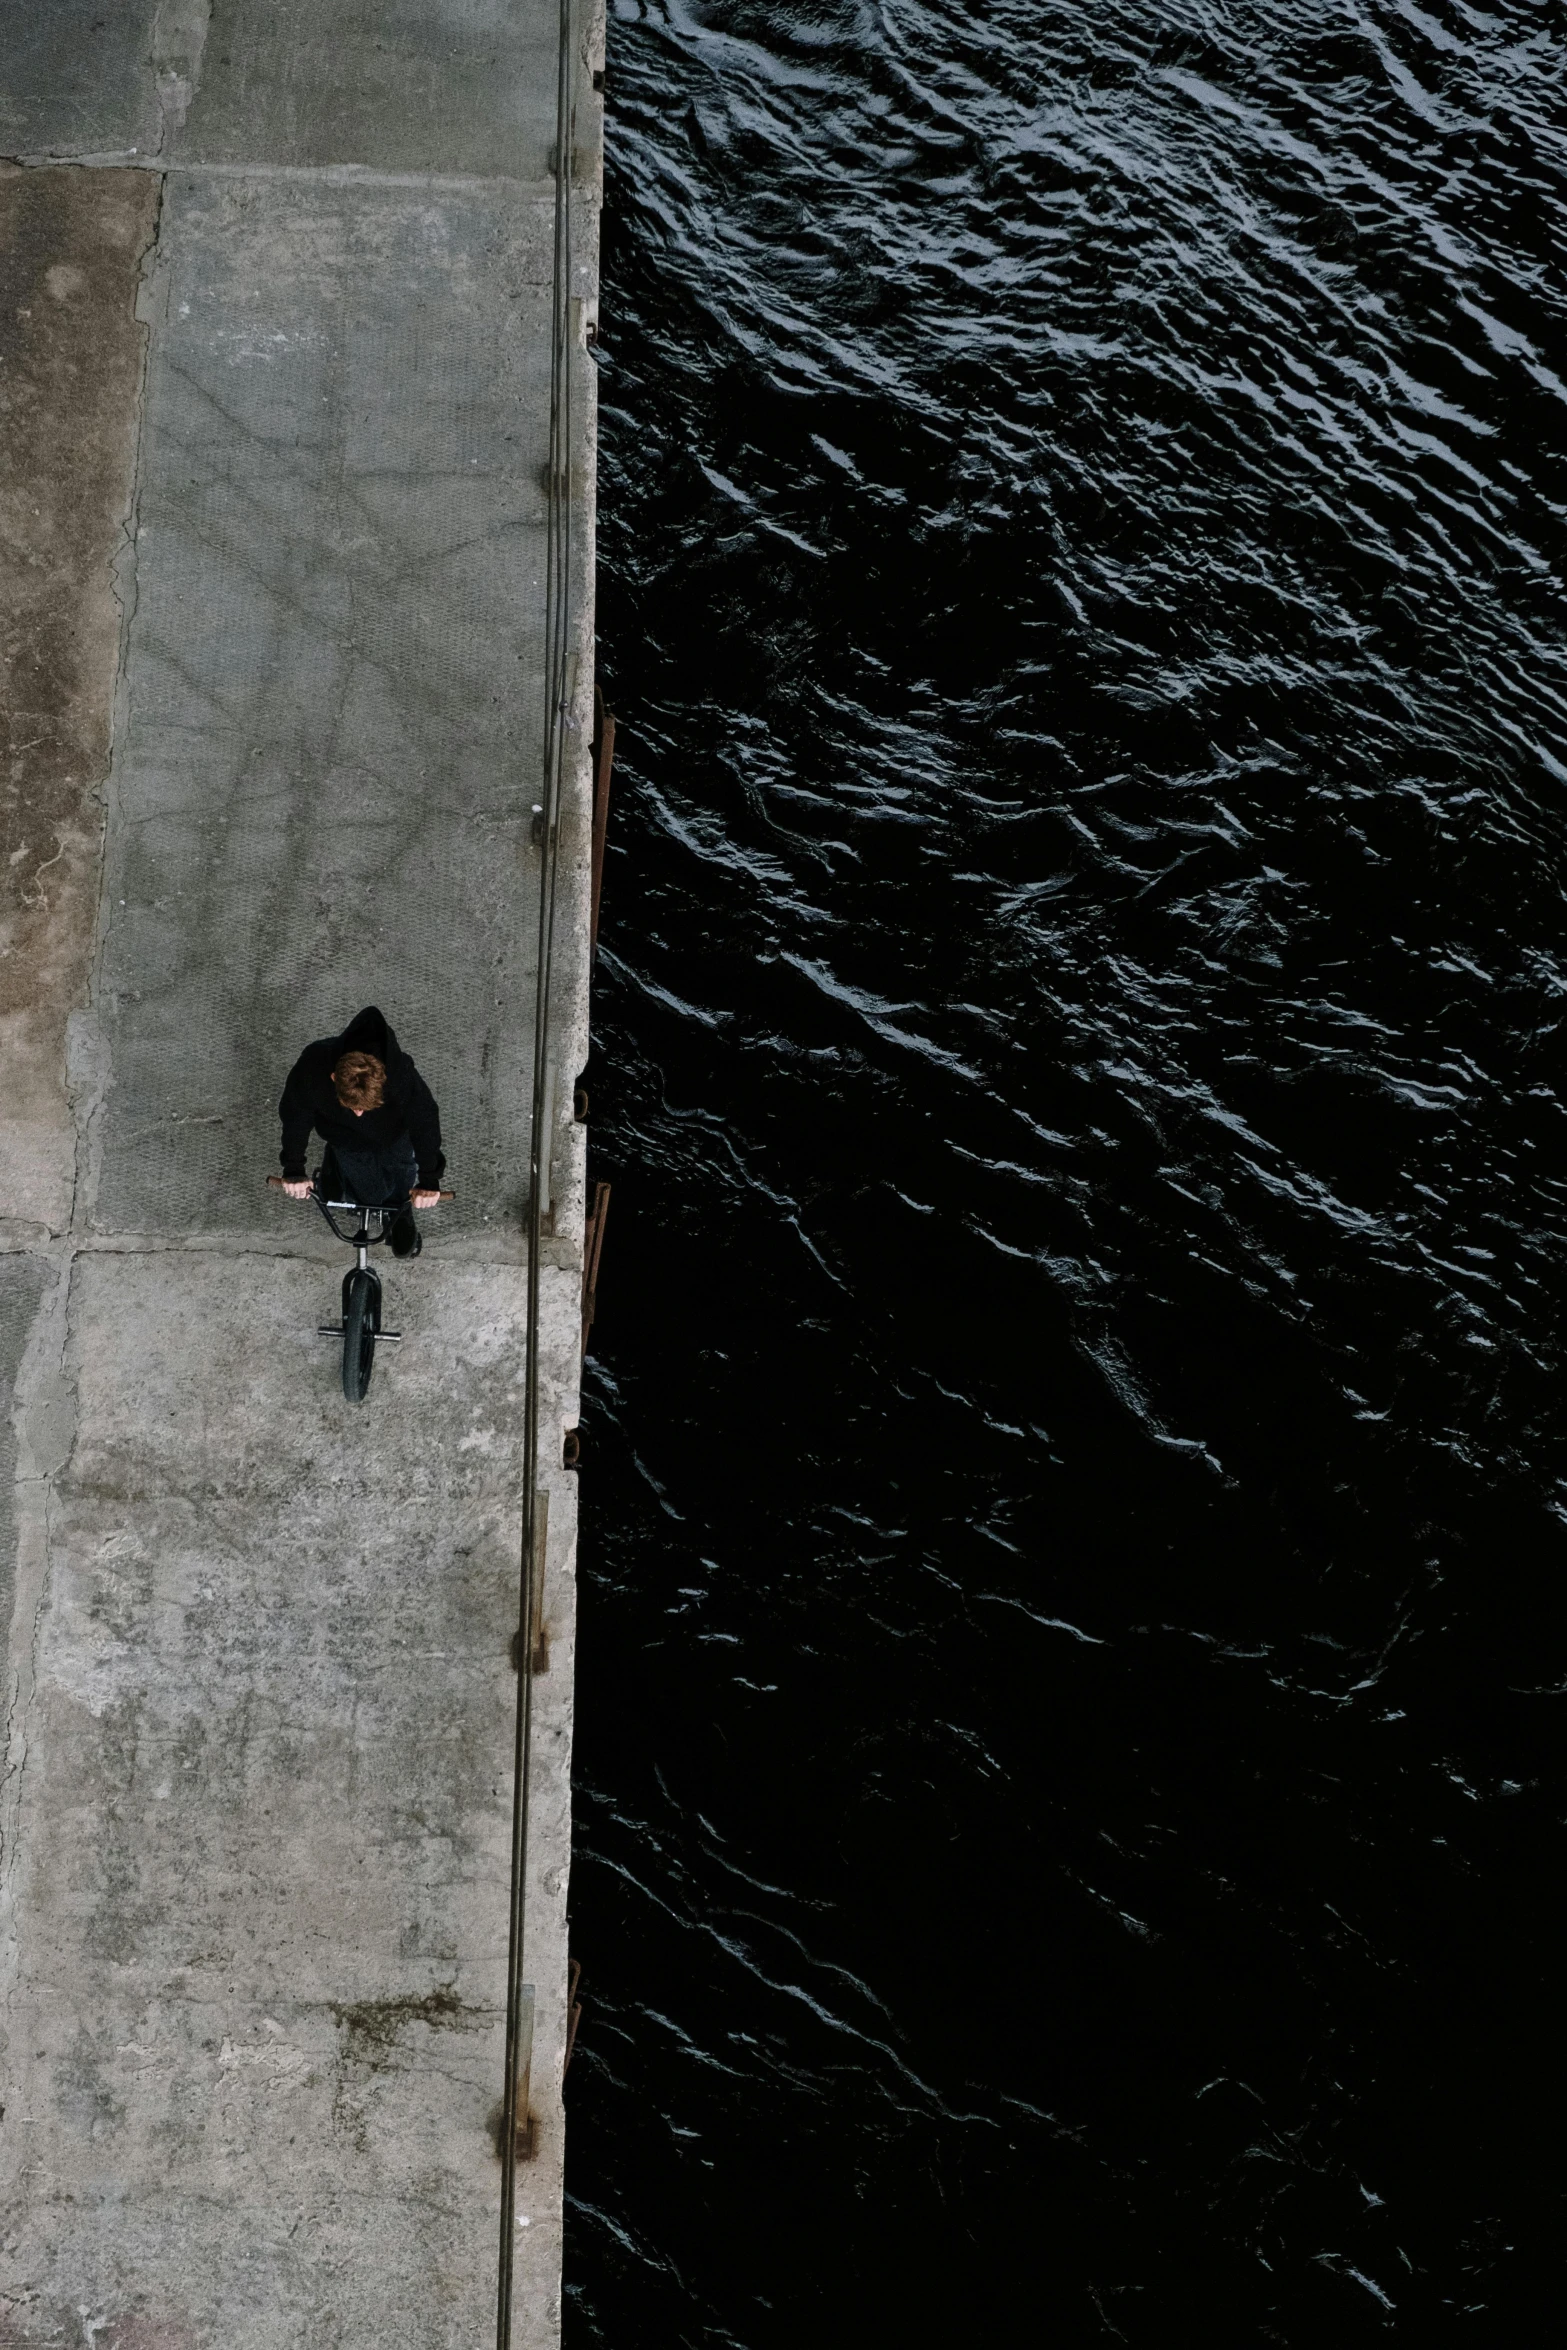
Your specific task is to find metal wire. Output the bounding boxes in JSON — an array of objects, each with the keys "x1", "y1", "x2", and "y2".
[{"x1": 497, "y1": 0, "x2": 577, "y2": 2335}]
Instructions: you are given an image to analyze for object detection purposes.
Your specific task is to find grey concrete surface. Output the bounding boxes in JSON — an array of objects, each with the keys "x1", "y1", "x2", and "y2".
[
  {"x1": 91, "y1": 167, "x2": 554, "y2": 1240},
  {"x1": 0, "y1": 1251, "x2": 584, "y2": 2348},
  {"x1": 0, "y1": 1, "x2": 566, "y2": 181},
  {"x1": 1, "y1": 1, "x2": 603, "y2": 2342},
  {"x1": 0, "y1": 1, "x2": 165, "y2": 161},
  {"x1": 180, "y1": 1, "x2": 559, "y2": 183},
  {"x1": 0, "y1": 1256, "x2": 50, "y2": 1646}
]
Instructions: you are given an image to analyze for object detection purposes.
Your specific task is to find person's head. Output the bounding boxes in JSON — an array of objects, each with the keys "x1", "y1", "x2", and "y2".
[{"x1": 331, "y1": 1051, "x2": 387, "y2": 1117}]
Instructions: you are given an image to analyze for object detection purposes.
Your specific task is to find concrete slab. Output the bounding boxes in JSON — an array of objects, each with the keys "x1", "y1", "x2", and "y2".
[
  {"x1": 1, "y1": 5, "x2": 602, "y2": 2341},
  {"x1": 0, "y1": 164, "x2": 159, "y2": 1233},
  {"x1": 180, "y1": 0, "x2": 560, "y2": 183},
  {"x1": 0, "y1": 1254, "x2": 51, "y2": 1641},
  {"x1": 89, "y1": 169, "x2": 554, "y2": 1241},
  {"x1": 0, "y1": 2, "x2": 165, "y2": 162},
  {"x1": 0, "y1": 1248, "x2": 580, "y2": 2346}
]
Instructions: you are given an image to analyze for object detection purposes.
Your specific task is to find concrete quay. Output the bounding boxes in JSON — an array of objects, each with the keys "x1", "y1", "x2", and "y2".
[{"x1": 1, "y1": 6, "x2": 601, "y2": 2342}]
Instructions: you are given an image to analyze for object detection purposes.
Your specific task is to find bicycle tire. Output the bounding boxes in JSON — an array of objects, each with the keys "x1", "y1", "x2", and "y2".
[{"x1": 342, "y1": 1269, "x2": 378, "y2": 1403}]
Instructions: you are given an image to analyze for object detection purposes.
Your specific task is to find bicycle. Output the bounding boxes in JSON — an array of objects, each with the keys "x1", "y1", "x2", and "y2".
[{"x1": 267, "y1": 1172, "x2": 455, "y2": 1401}]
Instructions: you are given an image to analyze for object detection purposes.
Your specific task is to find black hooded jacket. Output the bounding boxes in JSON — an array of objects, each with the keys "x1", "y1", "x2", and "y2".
[{"x1": 278, "y1": 1006, "x2": 445, "y2": 1186}]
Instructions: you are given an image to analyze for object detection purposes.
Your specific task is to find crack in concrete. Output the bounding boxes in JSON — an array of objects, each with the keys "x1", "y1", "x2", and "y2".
[{"x1": 3, "y1": 156, "x2": 561, "y2": 198}]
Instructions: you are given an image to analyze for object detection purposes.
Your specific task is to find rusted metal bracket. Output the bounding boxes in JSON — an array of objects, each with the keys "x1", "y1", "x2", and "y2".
[
  {"x1": 564, "y1": 1956, "x2": 583, "y2": 2077},
  {"x1": 512, "y1": 1982, "x2": 537, "y2": 2161},
  {"x1": 581, "y1": 1179, "x2": 610, "y2": 1360},
  {"x1": 509, "y1": 1491, "x2": 551, "y2": 1675},
  {"x1": 529, "y1": 1490, "x2": 550, "y2": 1675},
  {"x1": 590, "y1": 689, "x2": 616, "y2": 958}
]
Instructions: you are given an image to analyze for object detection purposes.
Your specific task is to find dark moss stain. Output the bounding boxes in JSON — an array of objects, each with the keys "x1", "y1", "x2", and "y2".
[
  {"x1": 55, "y1": 2020, "x2": 126, "y2": 2137},
  {"x1": 0, "y1": 161, "x2": 159, "y2": 1086},
  {"x1": 326, "y1": 1981, "x2": 471, "y2": 2070},
  {"x1": 325, "y1": 1982, "x2": 478, "y2": 2154}
]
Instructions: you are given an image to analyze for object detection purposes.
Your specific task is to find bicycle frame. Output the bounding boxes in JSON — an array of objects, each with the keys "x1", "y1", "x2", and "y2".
[
  {"x1": 314, "y1": 1190, "x2": 399, "y2": 1263},
  {"x1": 266, "y1": 1173, "x2": 452, "y2": 1395},
  {"x1": 311, "y1": 1193, "x2": 403, "y2": 1348}
]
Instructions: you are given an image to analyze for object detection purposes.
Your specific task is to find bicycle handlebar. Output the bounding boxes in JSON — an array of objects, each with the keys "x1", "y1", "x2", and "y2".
[{"x1": 266, "y1": 1175, "x2": 455, "y2": 1202}]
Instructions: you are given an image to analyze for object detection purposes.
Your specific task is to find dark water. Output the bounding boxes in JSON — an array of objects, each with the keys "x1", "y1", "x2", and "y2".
[{"x1": 564, "y1": 3, "x2": 1567, "y2": 2340}]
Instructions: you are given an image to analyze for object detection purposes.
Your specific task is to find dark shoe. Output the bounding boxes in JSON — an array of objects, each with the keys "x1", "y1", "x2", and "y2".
[{"x1": 390, "y1": 1207, "x2": 422, "y2": 1259}]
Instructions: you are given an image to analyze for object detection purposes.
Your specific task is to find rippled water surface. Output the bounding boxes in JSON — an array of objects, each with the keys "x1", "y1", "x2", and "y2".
[{"x1": 564, "y1": 3, "x2": 1567, "y2": 2339}]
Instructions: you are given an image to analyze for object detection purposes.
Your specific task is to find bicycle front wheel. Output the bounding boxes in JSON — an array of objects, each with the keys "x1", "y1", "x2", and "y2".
[{"x1": 342, "y1": 1268, "x2": 379, "y2": 1403}]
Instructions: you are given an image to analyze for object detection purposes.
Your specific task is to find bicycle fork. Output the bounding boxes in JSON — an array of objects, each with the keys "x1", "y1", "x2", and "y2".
[{"x1": 319, "y1": 1245, "x2": 403, "y2": 1345}]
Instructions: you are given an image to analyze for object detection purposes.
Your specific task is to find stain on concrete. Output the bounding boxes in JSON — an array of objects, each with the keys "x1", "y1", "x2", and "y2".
[
  {"x1": 328, "y1": 1980, "x2": 471, "y2": 2060},
  {"x1": 94, "y1": 2318, "x2": 201, "y2": 2350},
  {"x1": 0, "y1": 2305, "x2": 199, "y2": 2350},
  {"x1": 0, "y1": 164, "x2": 160, "y2": 1229},
  {"x1": 328, "y1": 1981, "x2": 477, "y2": 2150}
]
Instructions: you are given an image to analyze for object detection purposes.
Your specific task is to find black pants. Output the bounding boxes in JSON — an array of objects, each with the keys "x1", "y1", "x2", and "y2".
[{"x1": 320, "y1": 1136, "x2": 418, "y2": 1208}]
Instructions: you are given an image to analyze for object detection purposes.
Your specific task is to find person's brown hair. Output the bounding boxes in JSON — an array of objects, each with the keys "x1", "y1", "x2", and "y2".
[{"x1": 331, "y1": 1051, "x2": 387, "y2": 1110}]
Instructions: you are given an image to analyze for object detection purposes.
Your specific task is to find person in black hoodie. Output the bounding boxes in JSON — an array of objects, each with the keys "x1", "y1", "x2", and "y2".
[{"x1": 278, "y1": 1005, "x2": 445, "y2": 1258}]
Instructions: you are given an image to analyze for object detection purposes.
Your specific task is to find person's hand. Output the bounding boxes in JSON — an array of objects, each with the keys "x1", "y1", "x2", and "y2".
[
  {"x1": 411, "y1": 1187, "x2": 442, "y2": 1210},
  {"x1": 282, "y1": 1178, "x2": 313, "y2": 1201}
]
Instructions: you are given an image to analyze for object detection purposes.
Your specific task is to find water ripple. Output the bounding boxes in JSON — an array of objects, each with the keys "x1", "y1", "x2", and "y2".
[{"x1": 568, "y1": 3, "x2": 1567, "y2": 2342}]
